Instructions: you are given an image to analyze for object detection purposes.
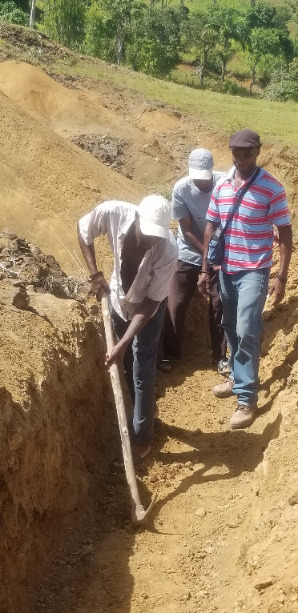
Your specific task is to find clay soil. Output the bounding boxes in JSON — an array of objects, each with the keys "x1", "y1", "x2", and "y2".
[{"x1": 0, "y1": 24, "x2": 298, "y2": 613}]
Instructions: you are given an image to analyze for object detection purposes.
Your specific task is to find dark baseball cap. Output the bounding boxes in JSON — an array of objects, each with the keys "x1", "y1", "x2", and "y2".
[{"x1": 229, "y1": 129, "x2": 261, "y2": 149}]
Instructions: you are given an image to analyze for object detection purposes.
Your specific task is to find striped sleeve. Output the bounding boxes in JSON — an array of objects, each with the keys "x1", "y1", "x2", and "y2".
[
  {"x1": 206, "y1": 188, "x2": 221, "y2": 223},
  {"x1": 268, "y1": 182, "x2": 291, "y2": 226}
]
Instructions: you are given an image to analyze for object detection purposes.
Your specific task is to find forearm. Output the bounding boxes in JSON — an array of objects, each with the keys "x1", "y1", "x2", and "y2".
[
  {"x1": 77, "y1": 224, "x2": 99, "y2": 276},
  {"x1": 268, "y1": 225, "x2": 292, "y2": 305},
  {"x1": 117, "y1": 298, "x2": 160, "y2": 349},
  {"x1": 201, "y1": 221, "x2": 218, "y2": 270},
  {"x1": 278, "y1": 225, "x2": 292, "y2": 279},
  {"x1": 183, "y1": 231, "x2": 204, "y2": 254}
]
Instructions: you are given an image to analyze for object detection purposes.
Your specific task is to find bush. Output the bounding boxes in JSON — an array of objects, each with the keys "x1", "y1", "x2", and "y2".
[
  {"x1": 264, "y1": 79, "x2": 298, "y2": 101},
  {"x1": 263, "y1": 63, "x2": 298, "y2": 101},
  {"x1": 0, "y1": 1, "x2": 27, "y2": 25},
  {"x1": 84, "y1": 3, "x2": 114, "y2": 61},
  {"x1": 213, "y1": 78, "x2": 249, "y2": 96}
]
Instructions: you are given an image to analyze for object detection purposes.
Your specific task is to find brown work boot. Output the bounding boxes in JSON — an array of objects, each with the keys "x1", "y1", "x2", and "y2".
[
  {"x1": 230, "y1": 404, "x2": 257, "y2": 430},
  {"x1": 213, "y1": 378, "x2": 234, "y2": 398}
]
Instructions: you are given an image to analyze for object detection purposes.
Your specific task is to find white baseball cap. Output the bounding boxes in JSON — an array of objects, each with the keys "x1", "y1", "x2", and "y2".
[
  {"x1": 188, "y1": 148, "x2": 214, "y2": 180},
  {"x1": 138, "y1": 195, "x2": 171, "y2": 239}
]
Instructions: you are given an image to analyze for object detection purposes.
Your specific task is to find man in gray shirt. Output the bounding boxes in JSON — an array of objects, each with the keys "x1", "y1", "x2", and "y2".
[{"x1": 161, "y1": 148, "x2": 228, "y2": 371}]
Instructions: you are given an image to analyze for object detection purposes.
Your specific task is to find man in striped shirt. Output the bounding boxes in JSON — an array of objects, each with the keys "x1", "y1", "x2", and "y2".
[{"x1": 199, "y1": 129, "x2": 292, "y2": 429}]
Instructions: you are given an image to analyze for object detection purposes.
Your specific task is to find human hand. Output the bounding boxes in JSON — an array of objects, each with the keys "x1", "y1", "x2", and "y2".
[
  {"x1": 90, "y1": 273, "x2": 110, "y2": 299},
  {"x1": 268, "y1": 277, "x2": 286, "y2": 306},
  {"x1": 105, "y1": 341, "x2": 127, "y2": 367},
  {"x1": 197, "y1": 271, "x2": 210, "y2": 299}
]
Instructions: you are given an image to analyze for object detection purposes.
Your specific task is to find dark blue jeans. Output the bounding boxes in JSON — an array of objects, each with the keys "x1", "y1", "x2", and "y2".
[{"x1": 111, "y1": 301, "x2": 166, "y2": 445}]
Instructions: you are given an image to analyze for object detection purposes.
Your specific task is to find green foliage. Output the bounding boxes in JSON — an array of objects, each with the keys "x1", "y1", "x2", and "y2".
[
  {"x1": 126, "y1": 6, "x2": 183, "y2": 76},
  {"x1": 17, "y1": 0, "x2": 298, "y2": 101},
  {"x1": 84, "y1": 2, "x2": 115, "y2": 60},
  {"x1": 13, "y1": 0, "x2": 30, "y2": 11},
  {"x1": 264, "y1": 62, "x2": 298, "y2": 101},
  {"x1": 0, "y1": 0, "x2": 28, "y2": 24},
  {"x1": 98, "y1": 0, "x2": 145, "y2": 64},
  {"x1": 181, "y1": 10, "x2": 218, "y2": 85},
  {"x1": 211, "y1": 7, "x2": 247, "y2": 80},
  {"x1": 43, "y1": 0, "x2": 86, "y2": 49}
]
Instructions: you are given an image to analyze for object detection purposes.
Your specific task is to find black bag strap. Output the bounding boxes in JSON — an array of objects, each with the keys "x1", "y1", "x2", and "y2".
[{"x1": 223, "y1": 166, "x2": 261, "y2": 232}]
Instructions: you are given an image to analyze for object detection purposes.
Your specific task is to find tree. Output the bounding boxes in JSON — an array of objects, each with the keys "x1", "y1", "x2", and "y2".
[
  {"x1": 246, "y1": 27, "x2": 293, "y2": 93},
  {"x1": 44, "y1": 0, "x2": 87, "y2": 49},
  {"x1": 211, "y1": 7, "x2": 246, "y2": 81},
  {"x1": 13, "y1": 0, "x2": 29, "y2": 11},
  {"x1": 126, "y1": 6, "x2": 182, "y2": 76},
  {"x1": 288, "y1": 0, "x2": 298, "y2": 43},
  {"x1": 29, "y1": 0, "x2": 36, "y2": 27},
  {"x1": 99, "y1": 0, "x2": 144, "y2": 65},
  {"x1": 85, "y1": 2, "x2": 114, "y2": 60},
  {"x1": 0, "y1": 1, "x2": 28, "y2": 24},
  {"x1": 247, "y1": 2, "x2": 291, "y2": 33},
  {"x1": 183, "y1": 11, "x2": 218, "y2": 86}
]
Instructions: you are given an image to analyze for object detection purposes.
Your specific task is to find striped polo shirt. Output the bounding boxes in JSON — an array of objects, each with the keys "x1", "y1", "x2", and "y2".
[{"x1": 206, "y1": 166, "x2": 291, "y2": 273}]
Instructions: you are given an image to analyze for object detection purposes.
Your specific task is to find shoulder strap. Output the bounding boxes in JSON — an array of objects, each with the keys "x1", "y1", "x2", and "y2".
[{"x1": 224, "y1": 166, "x2": 261, "y2": 231}]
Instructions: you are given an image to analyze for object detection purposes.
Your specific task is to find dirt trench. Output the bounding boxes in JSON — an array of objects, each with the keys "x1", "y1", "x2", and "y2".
[
  {"x1": 0, "y1": 271, "x2": 114, "y2": 611},
  {"x1": 0, "y1": 51, "x2": 298, "y2": 613}
]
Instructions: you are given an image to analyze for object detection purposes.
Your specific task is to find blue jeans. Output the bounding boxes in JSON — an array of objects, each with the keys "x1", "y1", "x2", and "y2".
[
  {"x1": 219, "y1": 269, "x2": 269, "y2": 406},
  {"x1": 111, "y1": 301, "x2": 166, "y2": 445}
]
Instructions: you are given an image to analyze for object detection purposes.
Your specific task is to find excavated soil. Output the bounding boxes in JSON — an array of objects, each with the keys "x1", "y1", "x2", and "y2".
[{"x1": 0, "y1": 35, "x2": 298, "y2": 613}]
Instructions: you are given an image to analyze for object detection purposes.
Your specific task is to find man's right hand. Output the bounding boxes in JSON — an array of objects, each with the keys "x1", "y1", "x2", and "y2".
[
  {"x1": 90, "y1": 274, "x2": 110, "y2": 299},
  {"x1": 197, "y1": 271, "x2": 210, "y2": 299}
]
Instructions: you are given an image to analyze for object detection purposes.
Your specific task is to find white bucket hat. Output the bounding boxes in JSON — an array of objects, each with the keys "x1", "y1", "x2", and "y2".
[{"x1": 138, "y1": 195, "x2": 171, "y2": 239}]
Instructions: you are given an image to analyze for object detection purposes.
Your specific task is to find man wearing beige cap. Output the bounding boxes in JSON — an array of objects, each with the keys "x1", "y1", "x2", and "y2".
[
  {"x1": 160, "y1": 148, "x2": 228, "y2": 372},
  {"x1": 199, "y1": 129, "x2": 292, "y2": 429},
  {"x1": 78, "y1": 195, "x2": 178, "y2": 459}
]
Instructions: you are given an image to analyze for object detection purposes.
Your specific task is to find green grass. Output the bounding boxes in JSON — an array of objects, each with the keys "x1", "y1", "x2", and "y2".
[{"x1": 49, "y1": 55, "x2": 298, "y2": 149}]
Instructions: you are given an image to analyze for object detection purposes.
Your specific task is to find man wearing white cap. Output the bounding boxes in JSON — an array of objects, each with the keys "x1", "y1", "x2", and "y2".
[
  {"x1": 160, "y1": 148, "x2": 228, "y2": 372},
  {"x1": 78, "y1": 195, "x2": 178, "y2": 459}
]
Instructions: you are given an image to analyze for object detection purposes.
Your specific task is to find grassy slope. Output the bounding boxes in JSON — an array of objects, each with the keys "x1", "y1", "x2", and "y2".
[
  {"x1": 0, "y1": 20, "x2": 297, "y2": 149},
  {"x1": 51, "y1": 57, "x2": 298, "y2": 149}
]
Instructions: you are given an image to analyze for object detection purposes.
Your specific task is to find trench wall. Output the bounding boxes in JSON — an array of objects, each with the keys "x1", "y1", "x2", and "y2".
[{"x1": 0, "y1": 288, "x2": 109, "y2": 612}]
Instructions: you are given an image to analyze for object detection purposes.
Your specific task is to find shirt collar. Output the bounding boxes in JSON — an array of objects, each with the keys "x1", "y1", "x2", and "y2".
[{"x1": 229, "y1": 165, "x2": 262, "y2": 186}]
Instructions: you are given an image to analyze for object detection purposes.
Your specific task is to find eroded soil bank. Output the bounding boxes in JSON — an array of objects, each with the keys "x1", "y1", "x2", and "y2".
[
  {"x1": 0, "y1": 251, "x2": 110, "y2": 611},
  {"x1": 0, "y1": 28, "x2": 298, "y2": 613}
]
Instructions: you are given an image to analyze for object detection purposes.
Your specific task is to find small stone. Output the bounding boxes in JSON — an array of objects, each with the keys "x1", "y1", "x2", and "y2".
[
  {"x1": 2, "y1": 228, "x2": 17, "y2": 240},
  {"x1": 204, "y1": 545, "x2": 214, "y2": 554},
  {"x1": 11, "y1": 287, "x2": 30, "y2": 310},
  {"x1": 288, "y1": 490, "x2": 298, "y2": 506},
  {"x1": 194, "y1": 507, "x2": 206, "y2": 518},
  {"x1": 254, "y1": 579, "x2": 274, "y2": 591},
  {"x1": 30, "y1": 245, "x2": 41, "y2": 256}
]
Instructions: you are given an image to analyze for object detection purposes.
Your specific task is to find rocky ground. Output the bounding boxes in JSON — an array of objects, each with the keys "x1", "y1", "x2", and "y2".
[{"x1": 0, "y1": 23, "x2": 298, "y2": 613}]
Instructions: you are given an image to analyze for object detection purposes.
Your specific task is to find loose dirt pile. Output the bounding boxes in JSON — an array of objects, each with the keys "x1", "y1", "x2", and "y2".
[
  {"x1": 70, "y1": 134, "x2": 128, "y2": 176},
  {"x1": 0, "y1": 39, "x2": 298, "y2": 613}
]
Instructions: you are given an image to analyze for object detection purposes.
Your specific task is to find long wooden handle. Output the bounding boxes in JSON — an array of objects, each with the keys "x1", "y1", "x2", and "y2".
[{"x1": 101, "y1": 294, "x2": 147, "y2": 523}]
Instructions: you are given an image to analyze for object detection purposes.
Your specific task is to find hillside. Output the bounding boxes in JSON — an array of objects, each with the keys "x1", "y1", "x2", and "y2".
[{"x1": 0, "y1": 23, "x2": 297, "y2": 613}]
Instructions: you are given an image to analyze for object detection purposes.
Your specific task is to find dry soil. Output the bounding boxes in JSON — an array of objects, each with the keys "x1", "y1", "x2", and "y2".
[{"x1": 0, "y1": 37, "x2": 298, "y2": 613}]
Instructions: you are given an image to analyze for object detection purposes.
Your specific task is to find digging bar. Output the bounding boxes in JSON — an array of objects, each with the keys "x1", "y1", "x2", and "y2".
[{"x1": 101, "y1": 293, "x2": 157, "y2": 525}]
